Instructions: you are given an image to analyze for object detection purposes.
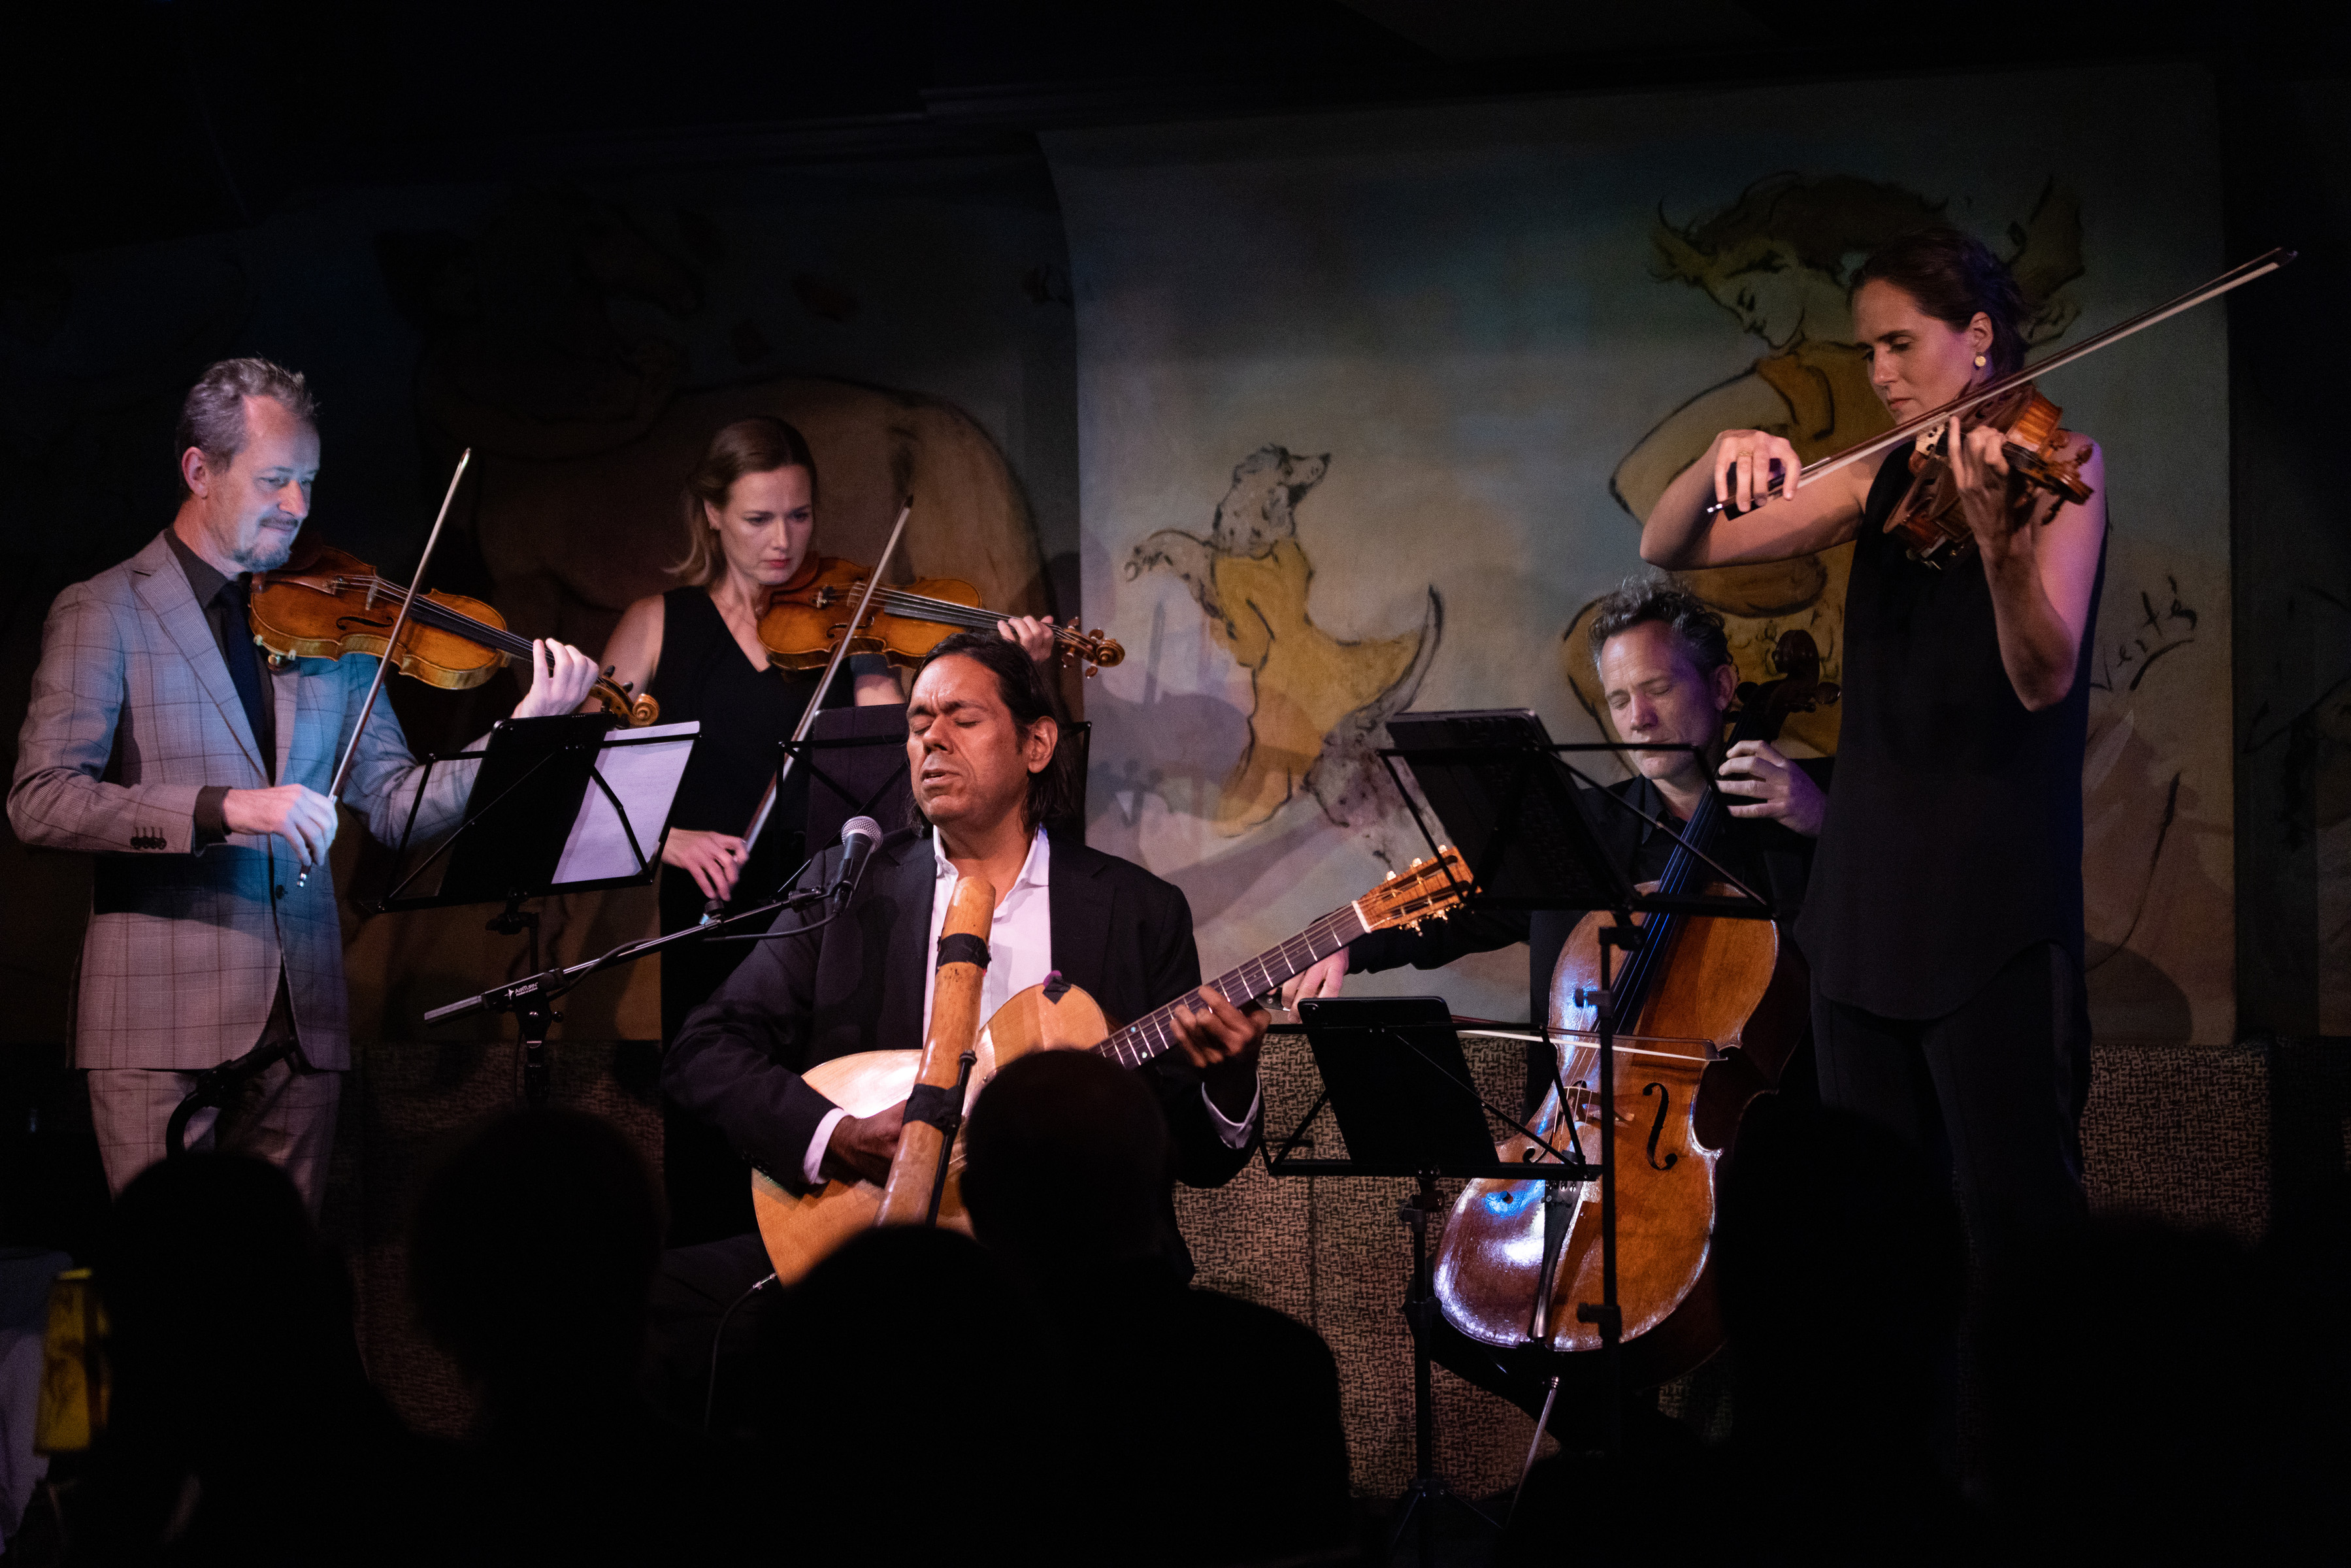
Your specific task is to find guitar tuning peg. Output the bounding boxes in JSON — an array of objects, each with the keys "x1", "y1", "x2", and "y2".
[{"x1": 1409, "y1": 857, "x2": 1424, "y2": 868}]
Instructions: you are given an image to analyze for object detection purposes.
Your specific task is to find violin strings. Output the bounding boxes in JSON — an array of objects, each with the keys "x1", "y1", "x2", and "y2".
[
  {"x1": 866, "y1": 589, "x2": 1087, "y2": 648},
  {"x1": 353, "y1": 576, "x2": 536, "y2": 661}
]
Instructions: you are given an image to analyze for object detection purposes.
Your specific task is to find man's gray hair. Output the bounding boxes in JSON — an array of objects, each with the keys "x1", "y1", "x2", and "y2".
[
  {"x1": 1586, "y1": 574, "x2": 1733, "y2": 674},
  {"x1": 174, "y1": 357, "x2": 316, "y2": 496}
]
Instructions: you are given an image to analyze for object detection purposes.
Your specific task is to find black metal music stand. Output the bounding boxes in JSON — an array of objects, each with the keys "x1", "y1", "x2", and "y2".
[
  {"x1": 1264, "y1": 996, "x2": 1596, "y2": 1567},
  {"x1": 380, "y1": 715, "x2": 697, "y2": 1104},
  {"x1": 1375, "y1": 708, "x2": 1774, "y2": 1464},
  {"x1": 797, "y1": 705, "x2": 915, "y2": 855}
]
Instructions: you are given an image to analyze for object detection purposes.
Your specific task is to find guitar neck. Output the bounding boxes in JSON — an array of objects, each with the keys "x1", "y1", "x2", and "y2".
[{"x1": 1094, "y1": 904, "x2": 1368, "y2": 1070}]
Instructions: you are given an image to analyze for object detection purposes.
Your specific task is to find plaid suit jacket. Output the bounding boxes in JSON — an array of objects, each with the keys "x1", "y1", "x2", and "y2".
[{"x1": 8, "y1": 530, "x2": 476, "y2": 1070}]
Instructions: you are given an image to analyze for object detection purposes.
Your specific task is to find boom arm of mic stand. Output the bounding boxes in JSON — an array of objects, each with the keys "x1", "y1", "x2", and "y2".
[{"x1": 423, "y1": 882, "x2": 836, "y2": 1026}]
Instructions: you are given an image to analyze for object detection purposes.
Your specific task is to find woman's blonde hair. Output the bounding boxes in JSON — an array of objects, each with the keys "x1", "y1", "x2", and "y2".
[{"x1": 672, "y1": 417, "x2": 819, "y2": 586}]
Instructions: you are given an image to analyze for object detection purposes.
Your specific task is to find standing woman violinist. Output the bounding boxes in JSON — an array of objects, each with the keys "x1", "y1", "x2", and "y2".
[
  {"x1": 1640, "y1": 225, "x2": 2105, "y2": 1262},
  {"x1": 597, "y1": 416, "x2": 1053, "y2": 1241}
]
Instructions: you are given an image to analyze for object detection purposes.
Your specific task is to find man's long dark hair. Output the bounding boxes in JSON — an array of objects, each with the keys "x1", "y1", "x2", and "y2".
[{"x1": 913, "y1": 632, "x2": 1078, "y2": 834}]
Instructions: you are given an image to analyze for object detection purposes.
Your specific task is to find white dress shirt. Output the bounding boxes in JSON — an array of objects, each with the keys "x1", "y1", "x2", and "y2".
[{"x1": 800, "y1": 828, "x2": 1260, "y2": 1184}]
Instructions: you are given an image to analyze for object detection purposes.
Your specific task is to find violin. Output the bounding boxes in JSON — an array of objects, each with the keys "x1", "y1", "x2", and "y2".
[
  {"x1": 1884, "y1": 382, "x2": 2092, "y2": 568},
  {"x1": 1432, "y1": 631, "x2": 1835, "y2": 1386},
  {"x1": 248, "y1": 544, "x2": 659, "y2": 726},
  {"x1": 757, "y1": 555, "x2": 1123, "y2": 676},
  {"x1": 1704, "y1": 248, "x2": 2293, "y2": 547}
]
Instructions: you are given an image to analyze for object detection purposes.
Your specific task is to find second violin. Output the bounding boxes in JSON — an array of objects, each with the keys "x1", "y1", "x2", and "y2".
[{"x1": 756, "y1": 555, "x2": 1123, "y2": 676}]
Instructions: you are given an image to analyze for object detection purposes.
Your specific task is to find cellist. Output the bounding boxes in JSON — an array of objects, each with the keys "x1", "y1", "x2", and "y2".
[
  {"x1": 1639, "y1": 224, "x2": 2105, "y2": 1262},
  {"x1": 1283, "y1": 578, "x2": 1828, "y2": 1439}
]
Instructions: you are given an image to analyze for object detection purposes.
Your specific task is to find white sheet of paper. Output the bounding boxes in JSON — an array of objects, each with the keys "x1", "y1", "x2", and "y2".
[{"x1": 551, "y1": 719, "x2": 700, "y2": 886}]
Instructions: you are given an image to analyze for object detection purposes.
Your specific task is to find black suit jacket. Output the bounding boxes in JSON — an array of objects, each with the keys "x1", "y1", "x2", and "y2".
[{"x1": 661, "y1": 828, "x2": 1254, "y2": 1275}]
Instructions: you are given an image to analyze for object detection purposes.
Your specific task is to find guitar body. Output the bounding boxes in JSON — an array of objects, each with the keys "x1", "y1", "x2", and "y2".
[
  {"x1": 1432, "y1": 882, "x2": 1808, "y2": 1386},
  {"x1": 749, "y1": 982, "x2": 1115, "y2": 1284}
]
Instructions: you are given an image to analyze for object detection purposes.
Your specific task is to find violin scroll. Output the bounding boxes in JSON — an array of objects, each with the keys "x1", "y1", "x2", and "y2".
[
  {"x1": 1886, "y1": 382, "x2": 2094, "y2": 568},
  {"x1": 589, "y1": 672, "x2": 661, "y2": 727},
  {"x1": 1726, "y1": 629, "x2": 1841, "y2": 746}
]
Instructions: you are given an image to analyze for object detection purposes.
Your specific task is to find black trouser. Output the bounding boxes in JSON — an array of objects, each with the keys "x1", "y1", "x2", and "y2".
[{"x1": 1812, "y1": 941, "x2": 2092, "y2": 1265}]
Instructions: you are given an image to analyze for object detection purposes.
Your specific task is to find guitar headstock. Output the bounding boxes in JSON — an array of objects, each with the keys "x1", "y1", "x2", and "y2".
[{"x1": 1356, "y1": 846, "x2": 1474, "y2": 932}]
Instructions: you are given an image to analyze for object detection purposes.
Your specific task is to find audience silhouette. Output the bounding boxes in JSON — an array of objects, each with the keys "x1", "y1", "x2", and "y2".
[
  {"x1": 59, "y1": 1071, "x2": 2329, "y2": 1567},
  {"x1": 1501, "y1": 1093, "x2": 1978, "y2": 1567},
  {"x1": 1976, "y1": 1214, "x2": 2341, "y2": 1565},
  {"x1": 71, "y1": 1152, "x2": 448, "y2": 1564},
  {"x1": 408, "y1": 1107, "x2": 757, "y2": 1563},
  {"x1": 746, "y1": 1224, "x2": 1051, "y2": 1563},
  {"x1": 957, "y1": 1048, "x2": 1355, "y2": 1567}
]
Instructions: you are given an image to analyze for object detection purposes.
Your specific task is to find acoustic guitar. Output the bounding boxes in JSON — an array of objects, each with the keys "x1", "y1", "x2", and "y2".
[{"x1": 751, "y1": 847, "x2": 1474, "y2": 1283}]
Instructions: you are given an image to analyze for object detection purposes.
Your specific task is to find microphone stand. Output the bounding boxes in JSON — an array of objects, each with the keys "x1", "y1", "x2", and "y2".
[{"x1": 425, "y1": 879, "x2": 837, "y2": 1106}]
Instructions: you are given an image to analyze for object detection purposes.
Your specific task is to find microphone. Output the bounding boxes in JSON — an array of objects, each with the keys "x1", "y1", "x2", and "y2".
[{"x1": 832, "y1": 815, "x2": 883, "y2": 906}]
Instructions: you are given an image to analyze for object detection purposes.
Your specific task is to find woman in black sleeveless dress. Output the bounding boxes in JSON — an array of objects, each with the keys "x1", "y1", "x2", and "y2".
[
  {"x1": 1638, "y1": 227, "x2": 2107, "y2": 1263},
  {"x1": 600, "y1": 417, "x2": 1056, "y2": 1241}
]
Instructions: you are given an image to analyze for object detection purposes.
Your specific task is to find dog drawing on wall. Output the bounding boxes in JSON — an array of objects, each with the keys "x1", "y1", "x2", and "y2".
[{"x1": 1127, "y1": 446, "x2": 1441, "y2": 836}]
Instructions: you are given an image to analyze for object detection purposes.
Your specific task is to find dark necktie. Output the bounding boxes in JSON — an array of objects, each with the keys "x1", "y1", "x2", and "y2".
[{"x1": 212, "y1": 579, "x2": 274, "y2": 781}]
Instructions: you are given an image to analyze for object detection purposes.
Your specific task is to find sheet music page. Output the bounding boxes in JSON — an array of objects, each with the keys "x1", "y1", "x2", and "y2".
[{"x1": 551, "y1": 720, "x2": 700, "y2": 886}]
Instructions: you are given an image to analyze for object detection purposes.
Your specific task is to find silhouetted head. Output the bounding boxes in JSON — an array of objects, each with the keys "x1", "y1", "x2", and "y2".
[
  {"x1": 1713, "y1": 1096, "x2": 1964, "y2": 1443},
  {"x1": 962, "y1": 1049, "x2": 1169, "y2": 1269},
  {"x1": 749, "y1": 1225, "x2": 1044, "y2": 1555},
  {"x1": 410, "y1": 1109, "x2": 661, "y2": 1411},
  {"x1": 103, "y1": 1152, "x2": 354, "y2": 1443},
  {"x1": 1977, "y1": 1217, "x2": 2318, "y2": 1561}
]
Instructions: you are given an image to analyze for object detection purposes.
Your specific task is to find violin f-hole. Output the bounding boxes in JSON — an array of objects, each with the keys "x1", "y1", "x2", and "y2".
[{"x1": 1641, "y1": 1082, "x2": 1679, "y2": 1171}]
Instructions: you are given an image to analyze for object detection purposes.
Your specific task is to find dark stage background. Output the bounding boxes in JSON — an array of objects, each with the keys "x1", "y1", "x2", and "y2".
[{"x1": 1, "y1": 0, "x2": 2343, "y2": 1499}]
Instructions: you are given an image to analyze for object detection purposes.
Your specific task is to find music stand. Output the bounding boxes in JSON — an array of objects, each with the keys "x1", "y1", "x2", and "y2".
[
  {"x1": 798, "y1": 704, "x2": 914, "y2": 853},
  {"x1": 1375, "y1": 708, "x2": 1773, "y2": 1465},
  {"x1": 380, "y1": 715, "x2": 698, "y2": 1103},
  {"x1": 1265, "y1": 997, "x2": 1594, "y2": 1566}
]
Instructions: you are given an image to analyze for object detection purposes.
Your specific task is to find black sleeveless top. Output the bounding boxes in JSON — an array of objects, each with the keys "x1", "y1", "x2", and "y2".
[
  {"x1": 1796, "y1": 446, "x2": 2106, "y2": 1019},
  {"x1": 648, "y1": 589, "x2": 864, "y2": 913}
]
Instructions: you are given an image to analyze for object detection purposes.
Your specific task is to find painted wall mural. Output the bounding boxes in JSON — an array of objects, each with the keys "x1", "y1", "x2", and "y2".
[{"x1": 1048, "y1": 63, "x2": 2237, "y2": 1039}]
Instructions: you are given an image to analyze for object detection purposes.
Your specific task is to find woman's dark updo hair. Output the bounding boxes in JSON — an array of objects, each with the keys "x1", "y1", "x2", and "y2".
[
  {"x1": 913, "y1": 631, "x2": 1078, "y2": 834},
  {"x1": 1850, "y1": 224, "x2": 2028, "y2": 376}
]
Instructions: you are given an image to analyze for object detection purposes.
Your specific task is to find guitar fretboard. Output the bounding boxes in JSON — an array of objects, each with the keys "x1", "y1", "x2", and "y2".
[{"x1": 1093, "y1": 904, "x2": 1368, "y2": 1070}]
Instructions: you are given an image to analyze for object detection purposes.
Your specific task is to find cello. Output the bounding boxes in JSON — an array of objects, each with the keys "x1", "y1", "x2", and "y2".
[{"x1": 1432, "y1": 631, "x2": 1835, "y2": 1386}]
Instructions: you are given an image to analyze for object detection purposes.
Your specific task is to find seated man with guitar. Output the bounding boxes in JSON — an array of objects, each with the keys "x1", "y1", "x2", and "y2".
[{"x1": 661, "y1": 629, "x2": 1268, "y2": 1290}]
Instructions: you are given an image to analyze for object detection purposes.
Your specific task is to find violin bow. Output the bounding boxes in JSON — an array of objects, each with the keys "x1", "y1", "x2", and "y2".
[
  {"x1": 1708, "y1": 246, "x2": 2296, "y2": 515},
  {"x1": 299, "y1": 448, "x2": 472, "y2": 887},
  {"x1": 711, "y1": 497, "x2": 914, "y2": 921}
]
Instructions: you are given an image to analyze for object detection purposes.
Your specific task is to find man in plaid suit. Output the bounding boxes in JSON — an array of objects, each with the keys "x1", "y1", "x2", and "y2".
[{"x1": 8, "y1": 358, "x2": 599, "y2": 1211}]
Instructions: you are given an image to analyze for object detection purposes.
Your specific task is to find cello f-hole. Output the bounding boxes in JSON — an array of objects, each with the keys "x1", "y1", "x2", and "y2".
[{"x1": 1642, "y1": 1082, "x2": 1679, "y2": 1171}]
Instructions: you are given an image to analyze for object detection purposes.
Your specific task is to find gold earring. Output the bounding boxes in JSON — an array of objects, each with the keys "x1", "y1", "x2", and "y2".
[{"x1": 1974, "y1": 353, "x2": 1987, "y2": 368}]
